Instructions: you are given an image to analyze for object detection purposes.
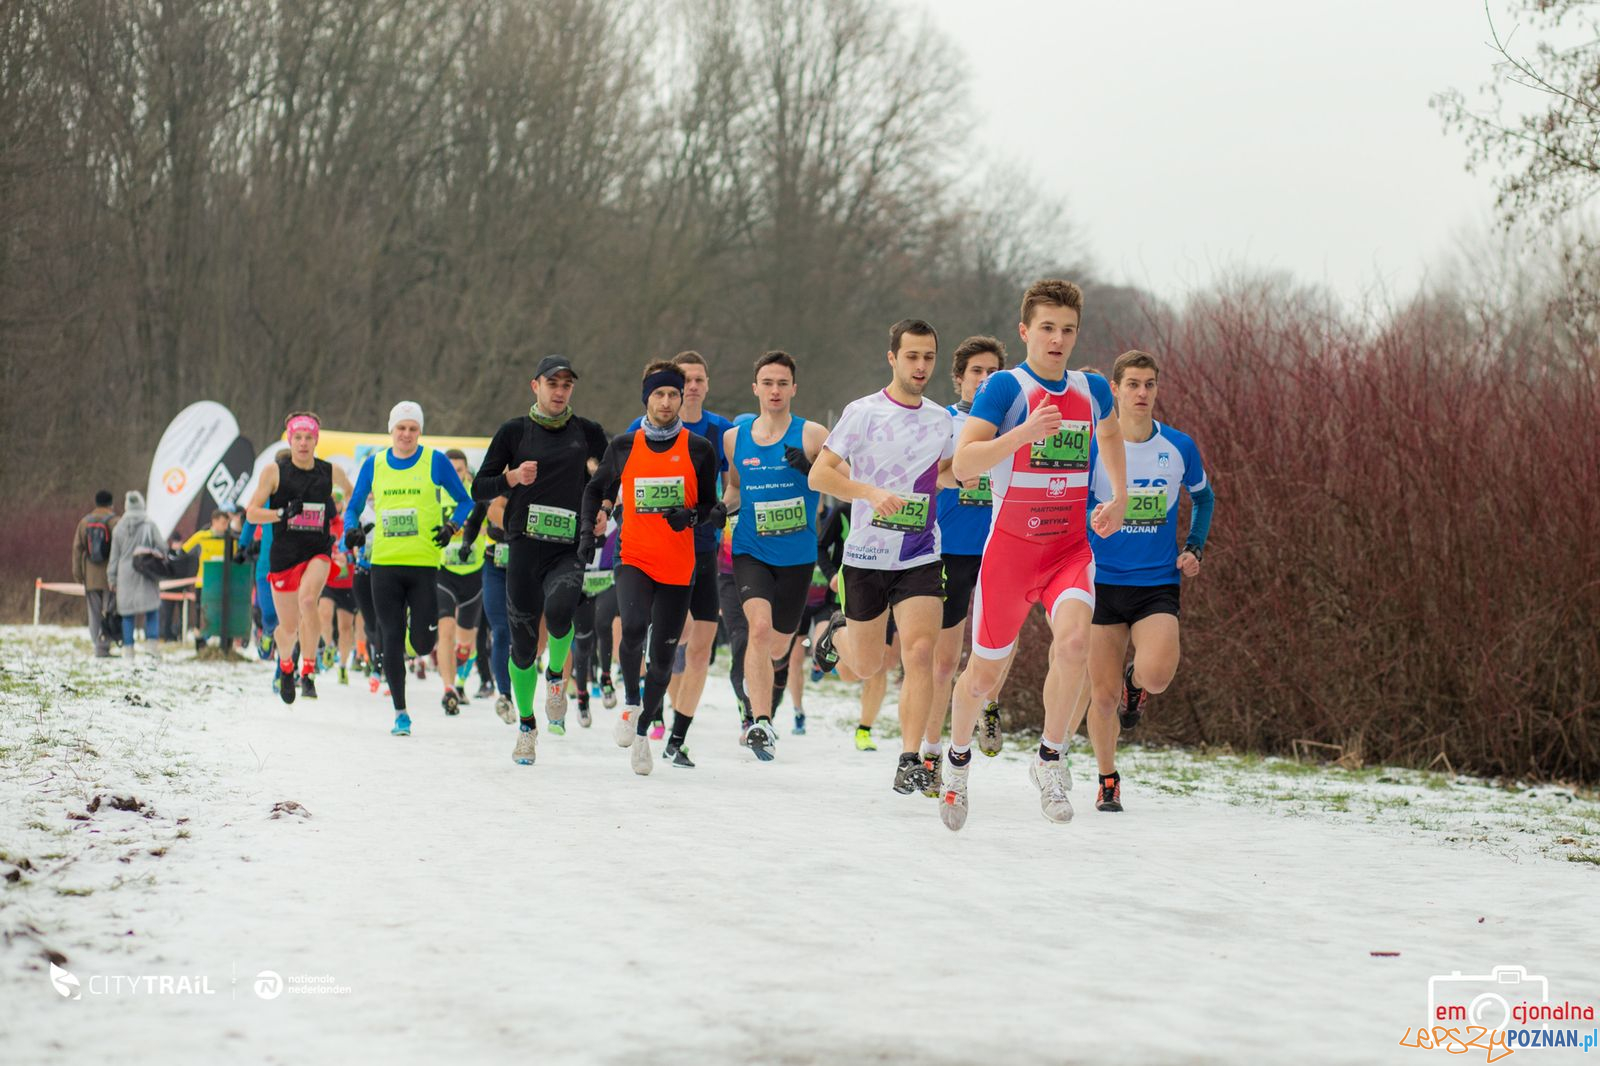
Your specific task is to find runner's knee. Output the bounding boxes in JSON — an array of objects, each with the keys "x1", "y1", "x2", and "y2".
[{"x1": 1049, "y1": 629, "x2": 1089, "y2": 671}]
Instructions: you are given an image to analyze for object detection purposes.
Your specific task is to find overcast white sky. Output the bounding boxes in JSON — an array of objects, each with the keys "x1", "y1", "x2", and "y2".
[{"x1": 914, "y1": 0, "x2": 1529, "y2": 305}]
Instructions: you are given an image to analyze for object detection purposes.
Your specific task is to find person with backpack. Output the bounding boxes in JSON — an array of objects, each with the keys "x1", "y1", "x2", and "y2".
[
  {"x1": 72, "y1": 490, "x2": 121, "y2": 657},
  {"x1": 106, "y1": 490, "x2": 165, "y2": 658}
]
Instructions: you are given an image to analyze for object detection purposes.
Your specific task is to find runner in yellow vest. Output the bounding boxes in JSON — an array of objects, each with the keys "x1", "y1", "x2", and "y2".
[{"x1": 340, "y1": 402, "x2": 474, "y2": 737}]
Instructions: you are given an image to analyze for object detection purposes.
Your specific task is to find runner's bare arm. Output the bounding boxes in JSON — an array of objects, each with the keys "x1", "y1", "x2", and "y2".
[
  {"x1": 802, "y1": 419, "x2": 829, "y2": 462},
  {"x1": 808, "y1": 447, "x2": 903, "y2": 516},
  {"x1": 721, "y1": 426, "x2": 741, "y2": 513},
  {"x1": 951, "y1": 405, "x2": 1060, "y2": 483},
  {"x1": 244, "y1": 463, "x2": 281, "y2": 524},
  {"x1": 1089, "y1": 414, "x2": 1126, "y2": 538}
]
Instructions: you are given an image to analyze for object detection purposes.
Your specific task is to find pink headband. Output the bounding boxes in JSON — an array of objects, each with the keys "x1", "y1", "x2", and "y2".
[{"x1": 286, "y1": 415, "x2": 320, "y2": 439}]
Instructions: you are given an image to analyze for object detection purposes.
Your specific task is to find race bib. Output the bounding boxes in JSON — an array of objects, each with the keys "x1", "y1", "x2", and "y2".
[
  {"x1": 870, "y1": 492, "x2": 931, "y2": 533},
  {"x1": 583, "y1": 570, "x2": 615, "y2": 597},
  {"x1": 1029, "y1": 421, "x2": 1091, "y2": 471},
  {"x1": 525, "y1": 505, "x2": 577, "y2": 543},
  {"x1": 381, "y1": 508, "x2": 418, "y2": 537},
  {"x1": 1123, "y1": 487, "x2": 1168, "y2": 527},
  {"x1": 492, "y1": 543, "x2": 510, "y2": 567},
  {"x1": 634, "y1": 476, "x2": 685, "y2": 514},
  {"x1": 958, "y1": 475, "x2": 992, "y2": 507},
  {"x1": 753, "y1": 496, "x2": 808, "y2": 537},
  {"x1": 288, "y1": 501, "x2": 326, "y2": 531}
]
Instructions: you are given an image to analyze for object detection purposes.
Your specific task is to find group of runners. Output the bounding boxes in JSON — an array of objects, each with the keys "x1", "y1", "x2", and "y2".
[{"x1": 235, "y1": 278, "x2": 1213, "y2": 828}]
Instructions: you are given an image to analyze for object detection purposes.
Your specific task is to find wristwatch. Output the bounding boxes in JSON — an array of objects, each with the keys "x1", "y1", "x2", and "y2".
[{"x1": 1180, "y1": 544, "x2": 1204, "y2": 562}]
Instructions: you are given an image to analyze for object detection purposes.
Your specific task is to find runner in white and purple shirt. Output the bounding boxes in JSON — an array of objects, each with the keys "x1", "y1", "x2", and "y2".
[{"x1": 808, "y1": 319, "x2": 956, "y2": 797}]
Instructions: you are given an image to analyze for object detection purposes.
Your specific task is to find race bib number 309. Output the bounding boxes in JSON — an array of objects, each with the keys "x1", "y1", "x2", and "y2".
[{"x1": 381, "y1": 508, "x2": 418, "y2": 537}]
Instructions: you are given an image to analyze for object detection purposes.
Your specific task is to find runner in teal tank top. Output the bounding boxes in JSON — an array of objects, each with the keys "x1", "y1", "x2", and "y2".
[{"x1": 720, "y1": 351, "x2": 829, "y2": 761}]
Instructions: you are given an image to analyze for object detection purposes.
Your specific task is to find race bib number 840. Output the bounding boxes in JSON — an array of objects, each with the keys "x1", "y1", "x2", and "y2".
[{"x1": 1030, "y1": 422, "x2": 1090, "y2": 471}]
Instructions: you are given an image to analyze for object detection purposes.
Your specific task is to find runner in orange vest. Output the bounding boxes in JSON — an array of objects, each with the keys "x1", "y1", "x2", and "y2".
[{"x1": 581, "y1": 360, "x2": 723, "y2": 774}]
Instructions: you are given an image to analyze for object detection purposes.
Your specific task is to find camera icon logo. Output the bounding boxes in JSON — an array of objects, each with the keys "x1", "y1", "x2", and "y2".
[{"x1": 1429, "y1": 965, "x2": 1549, "y2": 1030}]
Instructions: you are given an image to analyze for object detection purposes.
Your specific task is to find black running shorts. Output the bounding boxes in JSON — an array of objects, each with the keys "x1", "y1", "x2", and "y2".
[
  {"x1": 320, "y1": 585, "x2": 357, "y2": 614},
  {"x1": 841, "y1": 561, "x2": 944, "y2": 623},
  {"x1": 1091, "y1": 583, "x2": 1180, "y2": 628},
  {"x1": 688, "y1": 549, "x2": 720, "y2": 623},
  {"x1": 435, "y1": 567, "x2": 485, "y2": 629},
  {"x1": 732, "y1": 555, "x2": 814, "y2": 636},
  {"x1": 940, "y1": 553, "x2": 981, "y2": 631}
]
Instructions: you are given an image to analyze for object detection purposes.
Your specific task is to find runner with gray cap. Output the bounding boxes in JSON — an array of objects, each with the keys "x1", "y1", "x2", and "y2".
[
  {"x1": 472, "y1": 355, "x2": 610, "y2": 765},
  {"x1": 341, "y1": 401, "x2": 474, "y2": 737}
]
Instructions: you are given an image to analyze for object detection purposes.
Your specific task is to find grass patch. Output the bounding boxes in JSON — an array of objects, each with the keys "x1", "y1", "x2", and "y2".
[{"x1": 1566, "y1": 853, "x2": 1600, "y2": 866}]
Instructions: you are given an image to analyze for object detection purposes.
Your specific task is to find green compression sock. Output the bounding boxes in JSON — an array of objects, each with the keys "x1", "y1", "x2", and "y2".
[
  {"x1": 509, "y1": 659, "x2": 539, "y2": 718},
  {"x1": 545, "y1": 627, "x2": 574, "y2": 675}
]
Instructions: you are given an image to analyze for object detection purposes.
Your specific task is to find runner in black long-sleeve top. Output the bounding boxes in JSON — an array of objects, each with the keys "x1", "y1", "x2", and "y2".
[{"x1": 473, "y1": 355, "x2": 609, "y2": 765}]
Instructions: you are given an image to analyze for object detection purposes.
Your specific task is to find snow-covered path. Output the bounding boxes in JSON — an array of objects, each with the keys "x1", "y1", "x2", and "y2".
[{"x1": 3, "y1": 627, "x2": 1597, "y2": 1065}]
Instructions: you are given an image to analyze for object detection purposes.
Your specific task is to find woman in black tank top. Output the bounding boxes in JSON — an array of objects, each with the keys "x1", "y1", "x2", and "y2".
[{"x1": 244, "y1": 411, "x2": 354, "y2": 704}]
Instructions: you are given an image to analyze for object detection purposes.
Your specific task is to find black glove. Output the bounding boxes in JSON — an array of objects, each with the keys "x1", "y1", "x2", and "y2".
[
  {"x1": 486, "y1": 524, "x2": 507, "y2": 543},
  {"x1": 784, "y1": 446, "x2": 813, "y2": 475},
  {"x1": 664, "y1": 507, "x2": 697, "y2": 532},
  {"x1": 232, "y1": 545, "x2": 248, "y2": 565},
  {"x1": 706, "y1": 501, "x2": 729, "y2": 530},
  {"x1": 344, "y1": 525, "x2": 366, "y2": 550},
  {"x1": 246, "y1": 539, "x2": 261, "y2": 561},
  {"x1": 281, "y1": 498, "x2": 303, "y2": 522},
  {"x1": 456, "y1": 542, "x2": 473, "y2": 564},
  {"x1": 576, "y1": 530, "x2": 597, "y2": 565},
  {"x1": 432, "y1": 521, "x2": 458, "y2": 548}
]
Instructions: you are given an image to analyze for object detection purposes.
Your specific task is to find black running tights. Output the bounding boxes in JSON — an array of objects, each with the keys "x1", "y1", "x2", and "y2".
[
  {"x1": 370, "y1": 565, "x2": 439, "y2": 712},
  {"x1": 615, "y1": 564, "x2": 693, "y2": 733}
]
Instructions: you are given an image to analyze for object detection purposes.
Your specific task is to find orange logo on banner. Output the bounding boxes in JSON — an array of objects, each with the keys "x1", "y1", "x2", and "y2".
[{"x1": 162, "y1": 468, "x2": 187, "y2": 494}]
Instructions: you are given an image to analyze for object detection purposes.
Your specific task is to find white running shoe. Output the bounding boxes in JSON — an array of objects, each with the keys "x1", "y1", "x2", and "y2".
[
  {"x1": 1029, "y1": 756, "x2": 1075, "y2": 823},
  {"x1": 545, "y1": 677, "x2": 568, "y2": 723},
  {"x1": 940, "y1": 760, "x2": 970, "y2": 831},
  {"x1": 630, "y1": 734, "x2": 653, "y2": 776},
  {"x1": 978, "y1": 702, "x2": 1003, "y2": 756},
  {"x1": 494, "y1": 694, "x2": 514, "y2": 724},
  {"x1": 613, "y1": 705, "x2": 640, "y2": 747},
  {"x1": 512, "y1": 725, "x2": 538, "y2": 766}
]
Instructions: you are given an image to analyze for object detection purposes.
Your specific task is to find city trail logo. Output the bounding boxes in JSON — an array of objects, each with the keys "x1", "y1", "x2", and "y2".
[
  {"x1": 50, "y1": 963, "x2": 80, "y2": 1000},
  {"x1": 162, "y1": 467, "x2": 187, "y2": 494},
  {"x1": 48, "y1": 962, "x2": 216, "y2": 999},
  {"x1": 49, "y1": 962, "x2": 349, "y2": 1001}
]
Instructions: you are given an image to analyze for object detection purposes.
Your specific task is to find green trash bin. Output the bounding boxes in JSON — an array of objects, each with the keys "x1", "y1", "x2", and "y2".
[{"x1": 200, "y1": 558, "x2": 255, "y2": 641}]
